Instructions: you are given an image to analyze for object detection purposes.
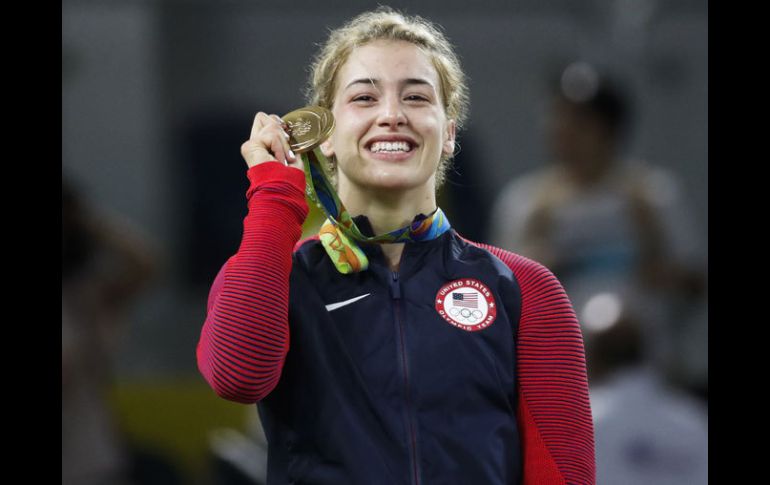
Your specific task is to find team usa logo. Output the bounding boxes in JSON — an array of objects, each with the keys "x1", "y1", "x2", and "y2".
[{"x1": 435, "y1": 279, "x2": 497, "y2": 332}]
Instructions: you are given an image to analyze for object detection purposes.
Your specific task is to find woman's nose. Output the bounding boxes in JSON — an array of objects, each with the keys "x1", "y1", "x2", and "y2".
[{"x1": 376, "y1": 97, "x2": 407, "y2": 127}]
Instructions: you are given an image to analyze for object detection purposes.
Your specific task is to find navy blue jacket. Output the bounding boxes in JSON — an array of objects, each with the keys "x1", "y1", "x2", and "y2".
[
  {"x1": 197, "y1": 162, "x2": 596, "y2": 485},
  {"x1": 258, "y1": 216, "x2": 522, "y2": 484}
]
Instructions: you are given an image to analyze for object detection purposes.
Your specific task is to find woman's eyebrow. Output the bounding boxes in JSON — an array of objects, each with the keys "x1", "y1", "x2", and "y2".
[
  {"x1": 344, "y1": 78, "x2": 435, "y2": 91},
  {"x1": 345, "y1": 78, "x2": 379, "y2": 91},
  {"x1": 401, "y1": 78, "x2": 435, "y2": 89}
]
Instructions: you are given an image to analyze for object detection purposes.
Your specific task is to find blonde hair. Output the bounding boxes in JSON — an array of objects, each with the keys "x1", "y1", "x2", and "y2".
[{"x1": 305, "y1": 6, "x2": 470, "y2": 188}]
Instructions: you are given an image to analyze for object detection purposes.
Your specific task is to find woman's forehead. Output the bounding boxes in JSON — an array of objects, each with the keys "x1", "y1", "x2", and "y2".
[{"x1": 337, "y1": 40, "x2": 439, "y2": 88}]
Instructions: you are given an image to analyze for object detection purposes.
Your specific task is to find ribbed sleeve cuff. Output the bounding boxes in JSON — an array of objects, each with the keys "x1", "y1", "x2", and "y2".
[{"x1": 246, "y1": 161, "x2": 306, "y2": 199}]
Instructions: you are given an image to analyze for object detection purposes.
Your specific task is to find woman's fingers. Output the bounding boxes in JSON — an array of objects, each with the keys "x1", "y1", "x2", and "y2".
[
  {"x1": 271, "y1": 114, "x2": 297, "y2": 163},
  {"x1": 243, "y1": 112, "x2": 297, "y2": 167}
]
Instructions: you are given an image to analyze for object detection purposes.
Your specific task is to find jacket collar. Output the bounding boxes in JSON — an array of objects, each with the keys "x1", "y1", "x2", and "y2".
[{"x1": 352, "y1": 214, "x2": 455, "y2": 278}]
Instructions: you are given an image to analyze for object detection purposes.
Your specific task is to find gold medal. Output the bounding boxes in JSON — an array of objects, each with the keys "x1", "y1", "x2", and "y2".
[{"x1": 282, "y1": 106, "x2": 335, "y2": 154}]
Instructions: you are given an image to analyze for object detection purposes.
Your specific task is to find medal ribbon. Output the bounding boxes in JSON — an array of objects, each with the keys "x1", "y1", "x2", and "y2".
[{"x1": 300, "y1": 148, "x2": 451, "y2": 274}]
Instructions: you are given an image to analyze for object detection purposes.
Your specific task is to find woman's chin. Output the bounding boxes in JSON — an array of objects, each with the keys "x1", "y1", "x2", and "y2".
[
  {"x1": 337, "y1": 159, "x2": 437, "y2": 195},
  {"x1": 361, "y1": 170, "x2": 432, "y2": 193}
]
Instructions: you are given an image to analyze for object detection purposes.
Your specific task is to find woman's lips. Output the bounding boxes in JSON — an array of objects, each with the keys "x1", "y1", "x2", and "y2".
[{"x1": 365, "y1": 146, "x2": 416, "y2": 162}]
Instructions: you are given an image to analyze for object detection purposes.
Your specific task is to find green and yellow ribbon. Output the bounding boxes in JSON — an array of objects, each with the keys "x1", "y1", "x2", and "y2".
[{"x1": 300, "y1": 148, "x2": 451, "y2": 274}]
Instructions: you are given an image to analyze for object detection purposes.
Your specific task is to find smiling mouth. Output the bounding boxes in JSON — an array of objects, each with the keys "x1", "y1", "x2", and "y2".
[{"x1": 367, "y1": 140, "x2": 415, "y2": 154}]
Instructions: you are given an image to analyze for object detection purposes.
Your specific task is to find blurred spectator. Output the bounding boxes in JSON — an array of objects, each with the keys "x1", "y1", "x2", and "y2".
[
  {"x1": 489, "y1": 62, "x2": 707, "y2": 394},
  {"x1": 62, "y1": 178, "x2": 159, "y2": 485},
  {"x1": 586, "y1": 303, "x2": 708, "y2": 485}
]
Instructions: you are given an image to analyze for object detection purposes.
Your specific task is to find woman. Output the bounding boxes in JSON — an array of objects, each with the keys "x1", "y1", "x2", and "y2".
[{"x1": 197, "y1": 8, "x2": 595, "y2": 484}]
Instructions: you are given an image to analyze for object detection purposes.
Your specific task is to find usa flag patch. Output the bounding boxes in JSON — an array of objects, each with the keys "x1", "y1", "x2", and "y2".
[{"x1": 435, "y1": 279, "x2": 497, "y2": 332}]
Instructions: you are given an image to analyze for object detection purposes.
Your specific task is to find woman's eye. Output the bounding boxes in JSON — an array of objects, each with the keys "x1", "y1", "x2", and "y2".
[{"x1": 352, "y1": 94, "x2": 429, "y2": 103}]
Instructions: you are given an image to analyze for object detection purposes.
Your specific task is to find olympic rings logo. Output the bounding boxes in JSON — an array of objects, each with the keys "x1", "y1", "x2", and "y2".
[{"x1": 448, "y1": 307, "x2": 484, "y2": 322}]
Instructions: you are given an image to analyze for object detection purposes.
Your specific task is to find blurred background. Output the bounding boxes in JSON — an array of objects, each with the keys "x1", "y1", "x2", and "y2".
[{"x1": 62, "y1": 0, "x2": 707, "y2": 484}]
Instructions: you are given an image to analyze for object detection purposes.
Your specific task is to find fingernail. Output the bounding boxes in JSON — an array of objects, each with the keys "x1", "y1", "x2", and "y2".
[{"x1": 289, "y1": 150, "x2": 296, "y2": 159}]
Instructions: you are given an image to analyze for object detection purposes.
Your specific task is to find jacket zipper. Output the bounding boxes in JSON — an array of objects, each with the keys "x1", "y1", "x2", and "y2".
[{"x1": 391, "y1": 271, "x2": 421, "y2": 485}]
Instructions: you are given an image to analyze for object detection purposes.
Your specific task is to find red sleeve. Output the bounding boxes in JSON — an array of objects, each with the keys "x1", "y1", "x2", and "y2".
[
  {"x1": 196, "y1": 162, "x2": 308, "y2": 404},
  {"x1": 472, "y1": 242, "x2": 596, "y2": 485}
]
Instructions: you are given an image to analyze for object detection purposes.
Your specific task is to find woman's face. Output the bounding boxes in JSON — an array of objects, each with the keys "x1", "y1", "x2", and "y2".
[{"x1": 322, "y1": 40, "x2": 456, "y2": 194}]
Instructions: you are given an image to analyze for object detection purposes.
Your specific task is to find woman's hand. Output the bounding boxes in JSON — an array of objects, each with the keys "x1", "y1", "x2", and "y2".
[{"x1": 241, "y1": 112, "x2": 302, "y2": 171}]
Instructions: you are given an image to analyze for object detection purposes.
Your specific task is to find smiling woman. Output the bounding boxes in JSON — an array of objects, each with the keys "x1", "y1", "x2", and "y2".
[
  {"x1": 307, "y1": 9, "x2": 469, "y2": 191},
  {"x1": 320, "y1": 39, "x2": 456, "y2": 236},
  {"x1": 197, "y1": 6, "x2": 596, "y2": 485}
]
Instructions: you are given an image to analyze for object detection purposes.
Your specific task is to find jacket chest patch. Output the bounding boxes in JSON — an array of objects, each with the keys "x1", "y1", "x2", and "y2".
[{"x1": 434, "y1": 278, "x2": 497, "y2": 332}]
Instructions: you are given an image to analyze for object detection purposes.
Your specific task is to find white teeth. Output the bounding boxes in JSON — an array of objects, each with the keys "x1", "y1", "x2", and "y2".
[{"x1": 370, "y1": 141, "x2": 412, "y2": 153}]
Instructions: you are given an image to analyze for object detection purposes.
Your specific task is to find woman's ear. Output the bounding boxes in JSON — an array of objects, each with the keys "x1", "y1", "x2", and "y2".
[{"x1": 442, "y1": 119, "x2": 457, "y2": 157}]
